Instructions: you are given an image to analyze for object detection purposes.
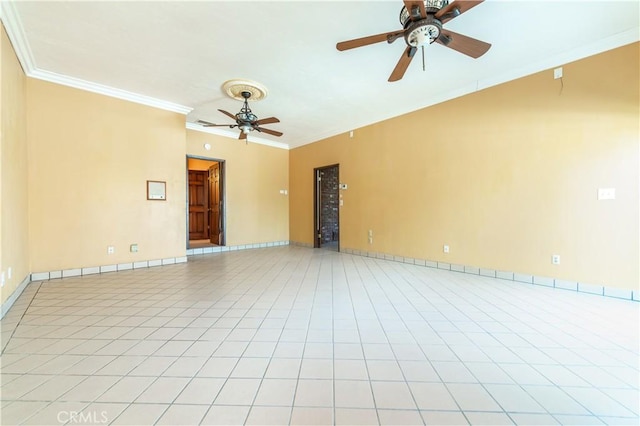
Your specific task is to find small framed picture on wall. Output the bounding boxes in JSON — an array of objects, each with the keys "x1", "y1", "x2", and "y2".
[{"x1": 147, "y1": 180, "x2": 166, "y2": 200}]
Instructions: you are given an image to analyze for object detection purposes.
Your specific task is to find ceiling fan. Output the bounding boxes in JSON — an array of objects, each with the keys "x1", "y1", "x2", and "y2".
[
  {"x1": 196, "y1": 91, "x2": 283, "y2": 141},
  {"x1": 336, "y1": 0, "x2": 491, "y2": 82}
]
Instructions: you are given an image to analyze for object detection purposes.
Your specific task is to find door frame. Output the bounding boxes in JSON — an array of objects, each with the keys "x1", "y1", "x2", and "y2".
[
  {"x1": 313, "y1": 164, "x2": 340, "y2": 249},
  {"x1": 186, "y1": 155, "x2": 226, "y2": 248}
]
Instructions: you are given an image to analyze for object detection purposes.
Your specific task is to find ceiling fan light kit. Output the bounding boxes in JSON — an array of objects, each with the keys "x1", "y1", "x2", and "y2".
[{"x1": 336, "y1": 0, "x2": 491, "y2": 82}]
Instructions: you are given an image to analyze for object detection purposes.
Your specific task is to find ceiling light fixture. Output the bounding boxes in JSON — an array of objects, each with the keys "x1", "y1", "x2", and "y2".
[{"x1": 196, "y1": 80, "x2": 282, "y2": 141}]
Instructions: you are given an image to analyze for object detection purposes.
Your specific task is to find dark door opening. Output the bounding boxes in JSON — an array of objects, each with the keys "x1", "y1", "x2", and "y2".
[
  {"x1": 187, "y1": 156, "x2": 225, "y2": 249},
  {"x1": 314, "y1": 164, "x2": 340, "y2": 251}
]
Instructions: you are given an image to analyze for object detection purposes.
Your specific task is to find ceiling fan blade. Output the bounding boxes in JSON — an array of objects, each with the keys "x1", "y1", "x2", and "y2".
[
  {"x1": 437, "y1": 29, "x2": 491, "y2": 58},
  {"x1": 388, "y1": 46, "x2": 417, "y2": 82},
  {"x1": 256, "y1": 127, "x2": 283, "y2": 137},
  {"x1": 197, "y1": 121, "x2": 234, "y2": 128},
  {"x1": 218, "y1": 109, "x2": 237, "y2": 120},
  {"x1": 404, "y1": 1, "x2": 426, "y2": 19},
  {"x1": 337, "y1": 30, "x2": 404, "y2": 51},
  {"x1": 435, "y1": 0, "x2": 484, "y2": 23},
  {"x1": 238, "y1": 131, "x2": 247, "y2": 140},
  {"x1": 255, "y1": 117, "x2": 280, "y2": 125},
  {"x1": 196, "y1": 119, "x2": 216, "y2": 126}
]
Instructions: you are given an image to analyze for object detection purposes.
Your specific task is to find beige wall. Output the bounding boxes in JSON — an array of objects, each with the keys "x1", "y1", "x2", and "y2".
[
  {"x1": 1, "y1": 25, "x2": 29, "y2": 305},
  {"x1": 290, "y1": 43, "x2": 639, "y2": 291},
  {"x1": 187, "y1": 130, "x2": 289, "y2": 246},
  {"x1": 27, "y1": 79, "x2": 187, "y2": 272}
]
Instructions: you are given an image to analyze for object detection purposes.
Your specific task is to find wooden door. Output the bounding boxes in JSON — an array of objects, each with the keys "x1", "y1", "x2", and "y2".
[
  {"x1": 188, "y1": 170, "x2": 209, "y2": 240},
  {"x1": 209, "y1": 163, "x2": 221, "y2": 245}
]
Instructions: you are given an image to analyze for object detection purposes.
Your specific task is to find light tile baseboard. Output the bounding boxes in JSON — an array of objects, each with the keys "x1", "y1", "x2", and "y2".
[
  {"x1": 603, "y1": 286, "x2": 633, "y2": 300},
  {"x1": 82, "y1": 266, "x2": 100, "y2": 275},
  {"x1": 451, "y1": 264, "x2": 465, "y2": 273},
  {"x1": 555, "y1": 279, "x2": 578, "y2": 291},
  {"x1": 341, "y1": 247, "x2": 637, "y2": 302},
  {"x1": 533, "y1": 275, "x2": 555, "y2": 287},
  {"x1": 1, "y1": 274, "x2": 31, "y2": 319},
  {"x1": 186, "y1": 240, "x2": 290, "y2": 256},
  {"x1": 496, "y1": 270, "x2": 514, "y2": 281},
  {"x1": 31, "y1": 255, "x2": 188, "y2": 283}
]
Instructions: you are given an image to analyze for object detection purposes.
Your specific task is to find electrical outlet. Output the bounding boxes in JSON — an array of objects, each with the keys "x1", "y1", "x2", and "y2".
[
  {"x1": 368, "y1": 229, "x2": 373, "y2": 245},
  {"x1": 107, "y1": 246, "x2": 115, "y2": 254},
  {"x1": 598, "y1": 188, "x2": 615, "y2": 200},
  {"x1": 8, "y1": 267, "x2": 12, "y2": 280},
  {"x1": 443, "y1": 245, "x2": 449, "y2": 253},
  {"x1": 130, "y1": 244, "x2": 138, "y2": 253},
  {"x1": 552, "y1": 254, "x2": 560, "y2": 265}
]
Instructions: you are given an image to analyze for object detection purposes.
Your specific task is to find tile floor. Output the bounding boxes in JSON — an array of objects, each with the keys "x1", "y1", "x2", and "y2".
[{"x1": 1, "y1": 246, "x2": 638, "y2": 425}]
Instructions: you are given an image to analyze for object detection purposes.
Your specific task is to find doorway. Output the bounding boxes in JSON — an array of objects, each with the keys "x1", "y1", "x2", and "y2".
[
  {"x1": 314, "y1": 164, "x2": 340, "y2": 251},
  {"x1": 187, "y1": 156, "x2": 225, "y2": 249}
]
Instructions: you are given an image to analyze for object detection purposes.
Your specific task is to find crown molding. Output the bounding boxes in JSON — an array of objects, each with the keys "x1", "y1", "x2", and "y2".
[
  {"x1": 1, "y1": 1, "x2": 192, "y2": 115},
  {"x1": 186, "y1": 122, "x2": 289, "y2": 150},
  {"x1": 30, "y1": 69, "x2": 193, "y2": 115},
  {"x1": 1, "y1": 0, "x2": 36, "y2": 73}
]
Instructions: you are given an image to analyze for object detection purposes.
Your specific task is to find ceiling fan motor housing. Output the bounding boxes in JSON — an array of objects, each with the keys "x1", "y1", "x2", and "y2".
[{"x1": 404, "y1": 17, "x2": 442, "y2": 47}]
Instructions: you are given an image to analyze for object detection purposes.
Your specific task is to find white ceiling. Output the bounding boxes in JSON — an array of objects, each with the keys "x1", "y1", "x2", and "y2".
[{"x1": 3, "y1": 1, "x2": 639, "y2": 149}]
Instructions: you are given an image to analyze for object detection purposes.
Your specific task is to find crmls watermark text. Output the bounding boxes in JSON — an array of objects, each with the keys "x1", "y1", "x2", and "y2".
[{"x1": 57, "y1": 410, "x2": 108, "y2": 424}]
